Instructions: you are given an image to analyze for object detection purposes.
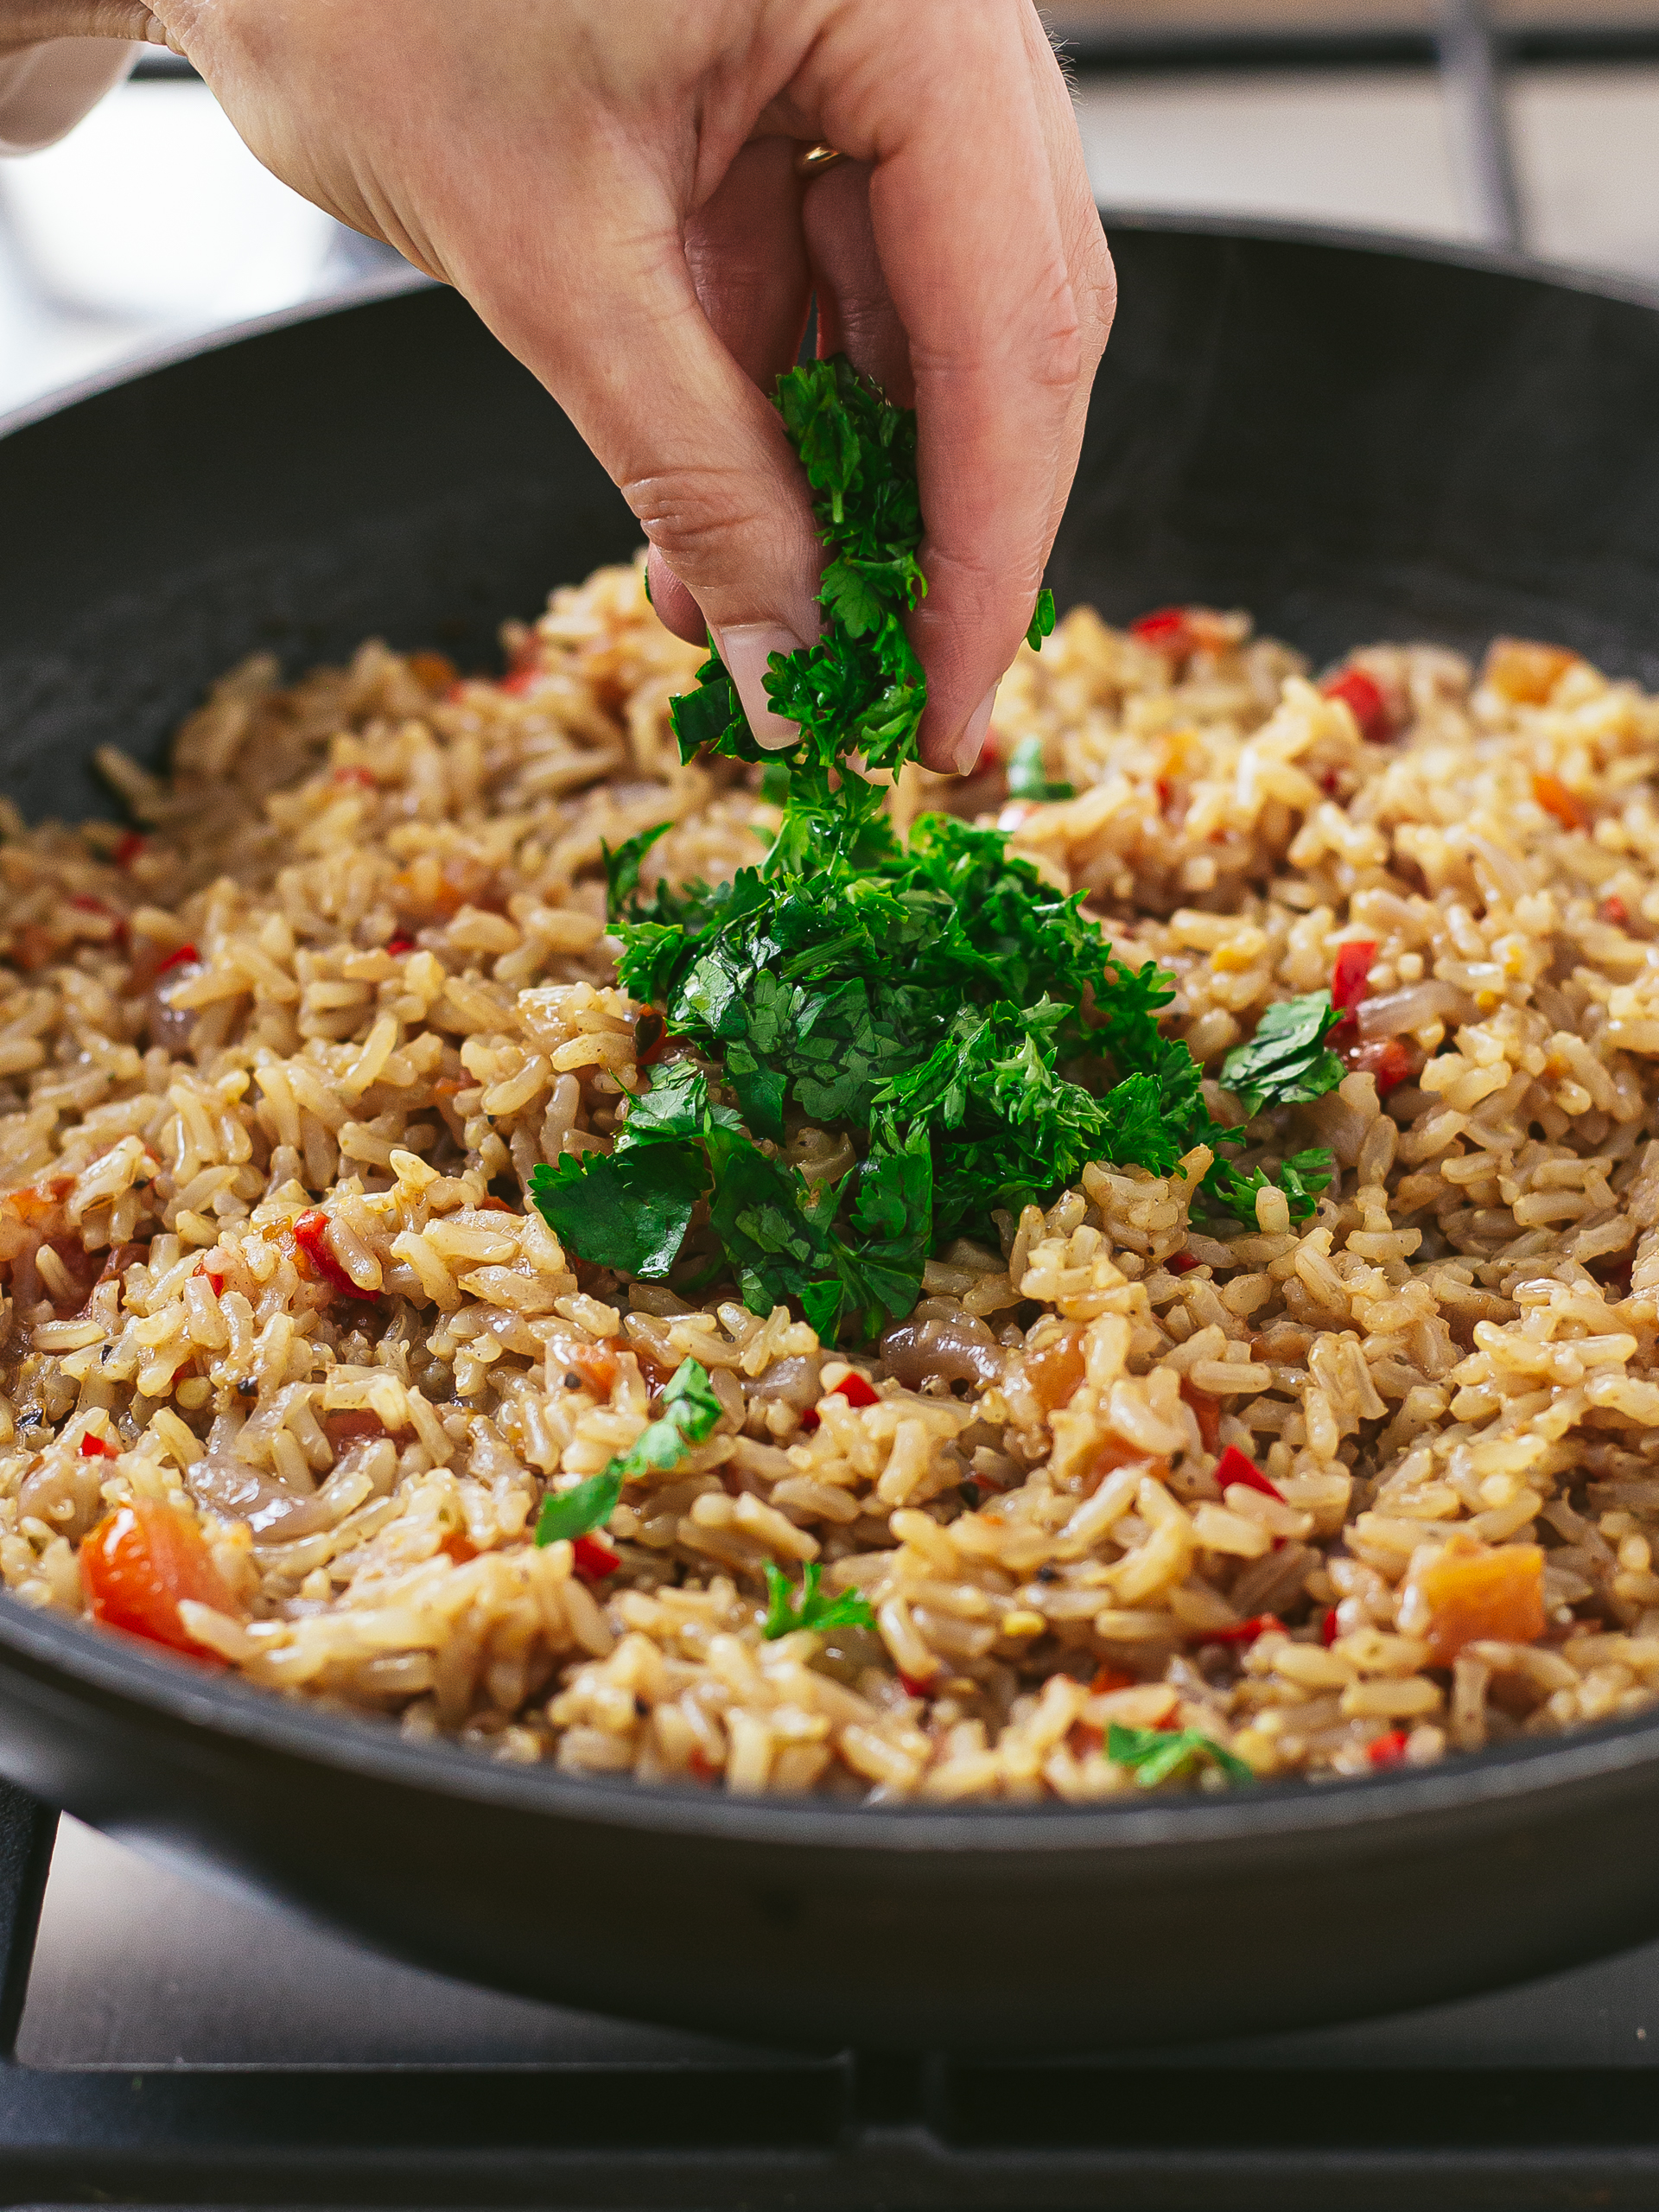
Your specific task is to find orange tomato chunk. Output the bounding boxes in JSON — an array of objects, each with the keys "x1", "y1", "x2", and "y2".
[
  {"x1": 1532, "y1": 772, "x2": 1587, "y2": 831},
  {"x1": 1026, "y1": 1321, "x2": 1086, "y2": 1412},
  {"x1": 1180, "y1": 1376, "x2": 1221, "y2": 1453},
  {"x1": 1413, "y1": 1536, "x2": 1546, "y2": 1666},
  {"x1": 80, "y1": 1500, "x2": 235, "y2": 1658},
  {"x1": 1484, "y1": 638, "x2": 1579, "y2": 705}
]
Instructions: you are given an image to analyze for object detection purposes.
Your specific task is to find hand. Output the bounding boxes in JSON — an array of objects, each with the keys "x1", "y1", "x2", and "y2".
[{"x1": 26, "y1": 0, "x2": 1115, "y2": 772}]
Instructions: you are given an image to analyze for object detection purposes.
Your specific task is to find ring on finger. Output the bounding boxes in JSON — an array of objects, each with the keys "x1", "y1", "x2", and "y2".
[{"x1": 795, "y1": 142, "x2": 847, "y2": 181}]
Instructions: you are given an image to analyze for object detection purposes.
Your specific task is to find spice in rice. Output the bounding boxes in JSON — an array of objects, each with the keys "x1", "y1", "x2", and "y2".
[{"x1": 3, "y1": 556, "x2": 1658, "y2": 1797}]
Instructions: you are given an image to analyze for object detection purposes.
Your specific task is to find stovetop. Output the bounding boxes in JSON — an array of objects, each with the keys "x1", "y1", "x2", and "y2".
[{"x1": 2, "y1": 1780, "x2": 1659, "y2": 2208}]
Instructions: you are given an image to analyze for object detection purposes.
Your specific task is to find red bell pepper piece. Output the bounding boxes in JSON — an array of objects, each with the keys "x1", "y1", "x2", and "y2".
[
  {"x1": 1129, "y1": 607, "x2": 1193, "y2": 657},
  {"x1": 1202, "y1": 1612, "x2": 1281, "y2": 1647},
  {"x1": 1331, "y1": 939, "x2": 1376, "y2": 1014},
  {"x1": 1215, "y1": 1442, "x2": 1285, "y2": 1503},
  {"x1": 1368, "y1": 1728, "x2": 1410, "y2": 1767},
  {"x1": 156, "y1": 943, "x2": 198, "y2": 975},
  {"x1": 1322, "y1": 667, "x2": 1391, "y2": 743},
  {"x1": 1166, "y1": 1249, "x2": 1199, "y2": 1275},
  {"x1": 79, "y1": 1433, "x2": 119, "y2": 1459},
  {"x1": 832, "y1": 1371, "x2": 880, "y2": 1408},
  {"x1": 289, "y1": 1208, "x2": 376, "y2": 1302},
  {"x1": 572, "y1": 1532, "x2": 620, "y2": 1581},
  {"x1": 1320, "y1": 1606, "x2": 1340, "y2": 1646},
  {"x1": 1344, "y1": 1037, "x2": 1415, "y2": 1096}
]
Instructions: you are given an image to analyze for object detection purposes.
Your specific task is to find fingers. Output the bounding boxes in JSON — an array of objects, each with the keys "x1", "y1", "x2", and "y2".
[
  {"x1": 473, "y1": 140, "x2": 822, "y2": 749},
  {"x1": 807, "y1": 0, "x2": 1113, "y2": 771},
  {"x1": 801, "y1": 159, "x2": 912, "y2": 403},
  {"x1": 2, "y1": 0, "x2": 165, "y2": 42},
  {"x1": 645, "y1": 136, "x2": 815, "y2": 693}
]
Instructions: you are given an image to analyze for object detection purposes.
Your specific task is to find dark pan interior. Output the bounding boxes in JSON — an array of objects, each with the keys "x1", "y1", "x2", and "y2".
[{"x1": 6, "y1": 219, "x2": 1659, "y2": 2052}]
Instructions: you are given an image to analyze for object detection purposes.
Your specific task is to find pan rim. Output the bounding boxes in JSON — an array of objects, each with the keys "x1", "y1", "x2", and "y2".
[{"x1": 7, "y1": 212, "x2": 1659, "y2": 1857}]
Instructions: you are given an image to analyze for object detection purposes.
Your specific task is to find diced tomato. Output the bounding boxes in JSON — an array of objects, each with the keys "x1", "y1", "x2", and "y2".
[
  {"x1": 289, "y1": 1208, "x2": 377, "y2": 1303},
  {"x1": 1332, "y1": 939, "x2": 1377, "y2": 1014},
  {"x1": 156, "y1": 943, "x2": 198, "y2": 975},
  {"x1": 1215, "y1": 1442, "x2": 1284, "y2": 1503},
  {"x1": 1080, "y1": 1438, "x2": 1169, "y2": 1498},
  {"x1": 832, "y1": 1371, "x2": 880, "y2": 1408},
  {"x1": 80, "y1": 1500, "x2": 235, "y2": 1658},
  {"x1": 333, "y1": 766, "x2": 377, "y2": 791},
  {"x1": 439, "y1": 1529, "x2": 478, "y2": 1565},
  {"x1": 633, "y1": 1010, "x2": 670, "y2": 1067},
  {"x1": 1532, "y1": 771, "x2": 1587, "y2": 831},
  {"x1": 563, "y1": 1342, "x2": 619, "y2": 1398},
  {"x1": 1484, "y1": 638, "x2": 1578, "y2": 705},
  {"x1": 1320, "y1": 1607, "x2": 1340, "y2": 1647},
  {"x1": 1090, "y1": 1665, "x2": 1135, "y2": 1695},
  {"x1": 1601, "y1": 895, "x2": 1630, "y2": 927},
  {"x1": 572, "y1": 1532, "x2": 620, "y2": 1581},
  {"x1": 798, "y1": 1408, "x2": 822, "y2": 1433},
  {"x1": 113, "y1": 831, "x2": 146, "y2": 868},
  {"x1": 79, "y1": 1433, "x2": 119, "y2": 1459},
  {"x1": 385, "y1": 936, "x2": 415, "y2": 957},
  {"x1": 1180, "y1": 1377, "x2": 1221, "y2": 1454},
  {"x1": 1202, "y1": 1612, "x2": 1281, "y2": 1647},
  {"x1": 1166, "y1": 1249, "x2": 1199, "y2": 1275},
  {"x1": 1129, "y1": 607, "x2": 1194, "y2": 657},
  {"x1": 322, "y1": 1409, "x2": 386, "y2": 1455},
  {"x1": 407, "y1": 650, "x2": 458, "y2": 695},
  {"x1": 1069, "y1": 1719, "x2": 1104, "y2": 1755},
  {"x1": 500, "y1": 668, "x2": 540, "y2": 697},
  {"x1": 899, "y1": 1670, "x2": 935, "y2": 1698},
  {"x1": 1321, "y1": 667, "x2": 1392, "y2": 743},
  {"x1": 1344, "y1": 1036, "x2": 1417, "y2": 1096},
  {"x1": 193, "y1": 1259, "x2": 225, "y2": 1295},
  {"x1": 1409, "y1": 1535, "x2": 1546, "y2": 1667},
  {"x1": 1025, "y1": 1321, "x2": 1087, "y2": 1412},
  {"x1": 1368, "y1": 1728, "x2": 1410, "y2": 1768}
]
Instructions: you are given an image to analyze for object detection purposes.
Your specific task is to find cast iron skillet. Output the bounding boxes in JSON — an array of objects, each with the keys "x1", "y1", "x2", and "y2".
[{"x1": 4, "y1": 217, "x2": 1659, "y2": 2056}]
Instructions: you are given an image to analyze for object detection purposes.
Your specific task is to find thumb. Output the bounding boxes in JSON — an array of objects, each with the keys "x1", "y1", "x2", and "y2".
[{"x1": 468, "y1": 193, "x2": 822, "y2": 751}]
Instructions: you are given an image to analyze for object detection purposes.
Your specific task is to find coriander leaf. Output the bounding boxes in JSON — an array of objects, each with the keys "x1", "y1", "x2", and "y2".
[
  {"x1": 761, "y1": 1559, "x2": 877, "y2": 1640},
  {"x1": 800, "y1": 1278, "x2": 845, "y2": 1344},
  {"x1": 1026, "y1": 587, "x2": 1056, "y2": 650},
  {"x1": 535, "y1": 1471, "x2": 620, "y2": 1548},
  {"x1": 1006, "y1": 734, "x2": 1073, "y2": 803},
  {"x1": 601, "y1": 822, "x2": 672, "y2": 923},
  {"x1": 604, "y1": 1356, "x2": 723, "y2": 1484},
  {"x1": 1107, "y1": 1721, "x2": 1254, "y2": 1788},
  {"x1": 530, "y1": 1144, "x2": 707, "y2": 1277},
  {"x1": 1220, "y1": 992, "x2": 1346, "y2": 1116}
]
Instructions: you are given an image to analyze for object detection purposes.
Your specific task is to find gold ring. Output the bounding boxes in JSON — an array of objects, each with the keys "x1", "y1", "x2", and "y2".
[{"x1": 795, "y1": 143, "x2": 847, "y2": 181}]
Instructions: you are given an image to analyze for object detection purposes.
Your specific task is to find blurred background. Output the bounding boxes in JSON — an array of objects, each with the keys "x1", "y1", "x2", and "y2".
[{"x1": 5, "y1": 1, "x2": 1659, "y2": 416}]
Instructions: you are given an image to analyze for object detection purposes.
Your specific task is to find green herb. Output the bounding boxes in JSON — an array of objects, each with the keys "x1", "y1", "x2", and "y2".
[
  {"x1": 532, "y1": 356, "x2": 1338, "y2": 1340},
  {"x1": 761, "y1": 1559, "x2": 878, "y2": 1639},
  {"x1": 1206, "y1": 1146, "x2": 1333, "y2": 1226},
  {"x1": 1005, "y1": 734, "x2": 1074, "y2": 802},
  {"x1": 534, "y1": 1470, "x2": 620, "y2": 1548},
  {"x1": 1219, "y1": 991, "x2": 1346, "y2": 1117},
  {"x1": 1026, "y1": 587, "x2": 1057, "y2": 651},
  {"x1": 533, "y1": 1356, "x2": 721, "y2": 1546},
  {"x1": 1107, "y1": 1720, "x2": 1255, "y2": 1788}
]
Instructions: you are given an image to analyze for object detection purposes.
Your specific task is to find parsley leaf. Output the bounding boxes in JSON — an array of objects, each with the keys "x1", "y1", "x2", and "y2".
[
  {"x1": 533, "y1": 1357, "x2": 722, "y2": 1553},
  {"x1": 761, "y1": 1559, "x2": 877, "y2": 1639},
  {"x1": 601, "y1": 823, "x2": 672, "y2": 924},
  {"x1": 1220, "y1": 992, "x2": 1346, "y2": 1116},
  {"x1": 1107, "y1": 1720, "x2": 1255, "y2": 1788},
  {"x1": 1026, "y1": 587, "x2": 1056, "y2": 651},
  {"x1": 534, "y1": 1470, "x2": 620, "y2": 1548},
  {"x1": 1006, "y1": 734, "x2": 1074, "y2": 802},
  {"x1": 1205, "y1": 1146, "x2": 1333, "y2": 1225}
]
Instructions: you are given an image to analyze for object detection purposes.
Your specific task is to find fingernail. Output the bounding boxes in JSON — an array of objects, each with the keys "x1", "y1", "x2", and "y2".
[
  {"x1": 953, "y1": 683, "x2": 999, "y2": 775},
  {"x1": 714, "y1": 623, "x2": 809, "y2": 752}
]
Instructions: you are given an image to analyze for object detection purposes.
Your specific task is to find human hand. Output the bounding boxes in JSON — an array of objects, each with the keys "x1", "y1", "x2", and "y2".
[{"x1": 31, "y1": 0, "x2": 1114, "y2": 772}]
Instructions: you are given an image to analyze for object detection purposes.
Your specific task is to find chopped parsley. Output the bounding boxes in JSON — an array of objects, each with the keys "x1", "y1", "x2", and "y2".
[
  {"x1": 1107, "y1": 1720, "x2": 1255, "y2": 1788},
  {"x1": 761, "y1": 1559, "x2": 877, "y2": 1639},
  {"x1": 532, "y1": 1357, "x2": 721, "y2": 1547},
  {"x1": 1006, "y1": 735, "x2": 1074, "y2": 802},
  {"x1": 1219, "y1": 991, "x2": 1346, "y2": 1116},
  {"x1": 531, "y1": 355, "x2": 1341, "y2": 1338}
]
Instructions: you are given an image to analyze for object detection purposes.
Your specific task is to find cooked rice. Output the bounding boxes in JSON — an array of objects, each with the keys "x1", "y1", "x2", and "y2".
[{"x1": 3, "y1": 553, "x2": 1658, "y2": 1798}]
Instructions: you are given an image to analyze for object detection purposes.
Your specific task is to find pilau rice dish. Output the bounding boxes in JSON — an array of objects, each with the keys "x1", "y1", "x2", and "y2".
[{"x1": 2, "y1": 557, "x2": 1656, "y2": 1798}]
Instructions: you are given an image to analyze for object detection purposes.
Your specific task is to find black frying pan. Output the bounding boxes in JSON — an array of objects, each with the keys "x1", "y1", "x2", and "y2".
[{"x1": 4, "y1": 219, "x2": 1659, "y2": 2056}]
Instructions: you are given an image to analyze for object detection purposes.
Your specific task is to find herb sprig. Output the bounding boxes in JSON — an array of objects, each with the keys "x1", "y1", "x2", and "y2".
[
  {"x1": 532, "y1": 1357, "x2": 720, "y2": 1548},
  {"x1": 532, "y1": 355, "x2": 1341, "y2": 1340},
  {"x1": 762, "y1": 1560, "x2": 877, "y2": 1640},
  {"x1": 1107, "y1": 1720, "x2": 1255, "y2": 1788}
]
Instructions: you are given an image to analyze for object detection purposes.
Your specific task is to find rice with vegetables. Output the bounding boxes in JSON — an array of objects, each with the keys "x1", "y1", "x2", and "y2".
[{"x1": 4, "y1": 545, "x2": 1659, "y2": 1799}]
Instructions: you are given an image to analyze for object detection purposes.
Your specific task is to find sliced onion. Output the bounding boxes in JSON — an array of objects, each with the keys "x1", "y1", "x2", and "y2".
[
  {"x1": 880, "y1": 1313, "x2": 1005, "y2": 1390},
  {"x1": 1357, "y1": 978, "x2": 1470, "y2": 1039},
  {"x1": 187, "y1": 1452, "x2": 332, "y2": 1537},
  {"x1": 147, "y1": 962, "x2": 201, "y2": 1055},
  {"x1": 747, "y1": 1355, "x2": 823, "y2": 1409}
]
